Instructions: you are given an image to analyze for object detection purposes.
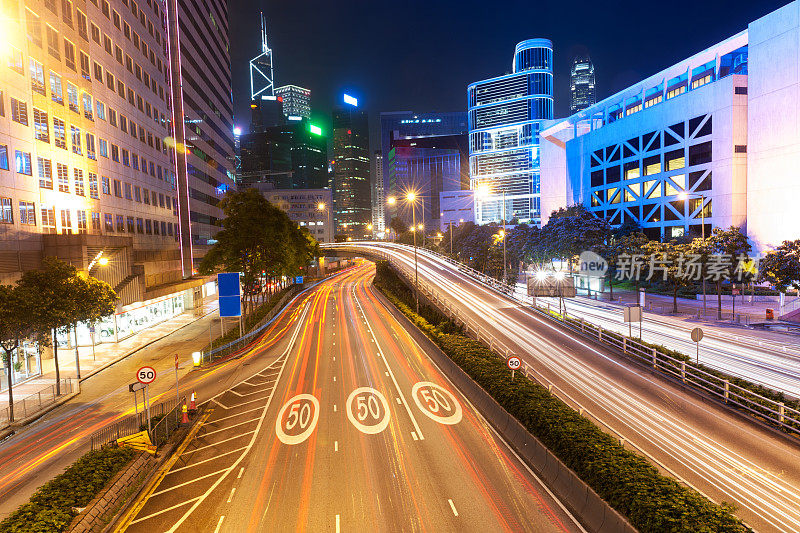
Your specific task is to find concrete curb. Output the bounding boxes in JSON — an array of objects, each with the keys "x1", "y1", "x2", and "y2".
[{"x1": 374, "y1": 286, "x2": 636, "y2": 533}]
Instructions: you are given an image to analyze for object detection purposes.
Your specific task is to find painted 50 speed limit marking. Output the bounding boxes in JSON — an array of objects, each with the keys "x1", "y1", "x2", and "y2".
[
  {"x1": 411, "y1": 382, "x2": 462, "y2": 425},
  {"x1": 275, "y1": 394, "x2": 320, "y2": 445},
  {"x1": 346, "y1": 387, "x2": 391, "y2": 435}
]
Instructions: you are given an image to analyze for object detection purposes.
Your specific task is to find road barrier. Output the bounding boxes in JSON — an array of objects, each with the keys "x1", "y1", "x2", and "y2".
[
  {"x1": 0, "y1": 378, "x2": 74, "y2": 428},
  {"x1": 90, "y1": 396, "x2": 181, "y2": 451}
]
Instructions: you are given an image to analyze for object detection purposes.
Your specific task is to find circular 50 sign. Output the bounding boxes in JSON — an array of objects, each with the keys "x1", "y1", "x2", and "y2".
[{"x1": 137, "y1": 366, "x2": 156, "y2": 384}]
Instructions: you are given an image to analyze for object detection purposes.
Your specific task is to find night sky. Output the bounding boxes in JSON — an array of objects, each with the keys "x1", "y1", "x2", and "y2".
[{"x1": 229, "y1": 0, "x2": 786, "y2": 142}]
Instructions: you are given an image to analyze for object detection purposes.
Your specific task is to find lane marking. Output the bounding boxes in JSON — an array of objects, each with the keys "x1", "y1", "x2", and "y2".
[
  {"x1": 333, "y1": 404, "x2": 337, "y2": 412},
  {"x1": 237, "y1": 467, "x2": 244, "y2": 479},
  {"x1": 336, "y1": 514, "x2": 340, "y2": 533},
  {"x1": 411, "y1": 431, "x2": 418, "y2": 441},
  {"x1": 168, "y1": 447, "x2": 248, "y2": 474},
  {"x1": 151, "y1": 468, "x2": 228, "y2": 497},
  {"x1": 275, "y1": 394, "x2": 320, "y2": 445},
  {"x1": 448, "y1": 499, "x2": 459, "y2": 517},
  {"x1": 346, "y1": 387, "x2": 391, "y2": 435},
  {"x1": 334, "y1": 440, "x2": 338, "y2": 452},
  {"x1": 396, "y1": 398, "x2": 402, "y2": 405},
  {"x1": 214, "y1": 515, "x2": 225, "y2": 533},
  {"x1": 229, "y1": 389, "x2": 272, "y2": 398},
  {"x1": 128, "y1": 497, "x2": 201, "y2": 525},
  {"x1": 333, "y1": 376, "x2": 337, "y2": 382},
  {"x1": 200, "y1": 418, "x2": 261, "y2": 438},
  {"x1": 212, "y1": 398, "x2": 231, "y2": 410},
  {"x1": 181, "y1": 432, "x2": 256, "y2": 456},
  {"x1": 411, "y1": 382, "x2": 463, "y2": 425},
  {"x1": 227, "y1": 488, "x2": 236, "y2": 503},
  {"x1": 208, "y1": 406, "x2": 264, "y2": 424}
]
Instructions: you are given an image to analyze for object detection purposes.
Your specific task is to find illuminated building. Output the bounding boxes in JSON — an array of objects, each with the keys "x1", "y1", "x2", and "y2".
[
  {"x1": 252, "y1": 184, "x2": 333, "y2": 243},
  {"x1": 249, "y1": 13, "x2": 274, "y2": 101},
  {"x1": 372, "y1": 150, "x2": 384, "y2": 236},
  {"x1": 332, "y1": 94, "x2": 370, "y2": 239},
  {"x1": 275, "y1": 85, "x2": 311, "y2": 120},
  {"x1": 540, "y1": 4, "x2": 799, "y2": 250},
  {"x1": 468, "y1": 39, "x2": 554, "y2": 226},
  {"x1": 166, "y1": 0, "x2": 235, "y2": 265},
  {"x1": 570, "y1": 55, "x2": 596, "y2": 114},
  {"x1": 238, "y1": 119, "x2": 327, "y2": 190}
]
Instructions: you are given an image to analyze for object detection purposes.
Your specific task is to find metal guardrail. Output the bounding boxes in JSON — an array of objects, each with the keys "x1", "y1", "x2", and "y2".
[
  {"x1": 90, "y1": 396, "x2": 180, "y2": 450},
  {"x1": 334, "y1": 242, "x2": 800, "y2": 439},
  {"x1": 0, "y1": 378, "x2": 74, "y2": 427}
]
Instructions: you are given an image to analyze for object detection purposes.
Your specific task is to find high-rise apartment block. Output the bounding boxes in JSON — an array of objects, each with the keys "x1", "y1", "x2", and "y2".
[{"x1": 468, "y1": 39, "x2": 554, "y2": 226}]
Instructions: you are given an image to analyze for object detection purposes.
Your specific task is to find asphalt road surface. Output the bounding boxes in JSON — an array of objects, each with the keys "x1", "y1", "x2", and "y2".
[
  {"x1": 329, "y1": 242, "x2": 800, "y2": 532},
  {"x1": 121, "y1": 263, "x2": 582, "y2": 533}
]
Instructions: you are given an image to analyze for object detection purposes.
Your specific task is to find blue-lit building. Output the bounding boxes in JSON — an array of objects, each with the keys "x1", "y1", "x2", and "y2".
[{"x1": 468, "y1": 39, "x2": 554, "y2": 226}]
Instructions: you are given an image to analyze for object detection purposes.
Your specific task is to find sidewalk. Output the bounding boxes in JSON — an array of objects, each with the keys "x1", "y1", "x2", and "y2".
[{"x1": 0, "y1": 299, "x2": 219, "y2": 426}]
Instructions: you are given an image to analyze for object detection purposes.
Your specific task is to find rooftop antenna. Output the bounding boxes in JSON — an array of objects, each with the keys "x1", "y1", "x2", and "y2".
[{"x1": 250, "y1": 12, "x2": 274, "y2": 100}]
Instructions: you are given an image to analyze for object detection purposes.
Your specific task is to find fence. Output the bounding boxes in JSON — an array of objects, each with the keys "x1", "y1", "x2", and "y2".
[
  {"x1": 90, "y1": 396, "x2": 181, "y2": 450},
  {"x1": 335, "y1": 242, "x2": 800, "y2": 440},
  {"x1": 0, "y1": 378, "x2": 74, "y2": 428}
]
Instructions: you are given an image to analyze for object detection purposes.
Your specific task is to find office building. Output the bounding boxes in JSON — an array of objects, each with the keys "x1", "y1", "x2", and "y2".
[
  {"x1": 440, "y1": 190, "x2": 475, "y2": 232},
  {"x1": 570, "y1": 55, "x2": 596, "y2": 114},
  {"x1": 538, "y1": 3, "x2": 800, "y2": 249},
  {"x1": 253, "y1": 184, "x2": 333, "y2": 243},
  {"x1": 332, "y1": 95, "x2": 370, "y2": 239},
  {"x1": 238, "y1": 119, "x2": 327, "y2": 190},
  {"x1": 275, "y1": 85, "x2": 311, "y2": 120},
  {"x1": 468, "y1": 39, "x2": 554, "y2": 226},
  {"x1": 387, "y1": 146, "x2": 462, "y2": 232},
  {"x1": 372, "y1": 150, "x2": 385, "y2": 237},
  {"x1": 0, "y1": 0, "x2": 199, "y2": 383},
  {"x1": 166, "y1": 0, "x2": 236, "y2": 267}
]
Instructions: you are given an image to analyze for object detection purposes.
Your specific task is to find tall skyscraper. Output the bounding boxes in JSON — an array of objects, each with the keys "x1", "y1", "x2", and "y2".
[
  {"x1": 468, "y1": 39, "x2": 554, "y2": 226},
  {"x1": 372, "y1": 151, "x2": 385, "y2": 236},
  {"x1": 275, "y1": 85, "x2": 311, "y2": 119},
  {"x1": 166, "y1": 0, "x2": 236, "y2": 271},
  {"x1": 332, "y1": 95, "x2": 370, "y2": 239},
  {"x1": 570, "y1": 55, "x2": 596, "y2": 114},
  {"x1": 250, "y1": 14, "x2": 275, "y2": 101}
]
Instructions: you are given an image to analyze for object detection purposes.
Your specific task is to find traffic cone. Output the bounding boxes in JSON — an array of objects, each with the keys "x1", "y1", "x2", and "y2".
[
  {"x1": 181, "y1": 402, "x2": 189, "y2": 424},
  {"x1": 189, "y1": 391, "x2": 196, "y2": 411}
]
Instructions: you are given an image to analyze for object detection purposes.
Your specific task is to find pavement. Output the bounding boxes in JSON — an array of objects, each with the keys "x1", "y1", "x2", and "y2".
[
  {"x1": 119, "y1": 263, "x2": 582, "y2": 533},
  {"x1": 332, "y1": 242, "x2": 800, "y2": 532},
  {"x1": 0, "y1": 298, "x2": 219, "y2": 428}
]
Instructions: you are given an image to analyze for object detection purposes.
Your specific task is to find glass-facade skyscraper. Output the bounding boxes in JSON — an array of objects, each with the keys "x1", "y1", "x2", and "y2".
[
  {"x1": 275, "y1": 85, "x2": 311, "y2": 119},
  {"x1": 570, "y1": 55, "x2": 596, "y2": 114},
  {"x1": 468, "y1": 39, "x2": 553, "y2": 226},
  {"x1": 332, "y1": 100, "x2": 370, "y2": 239}
]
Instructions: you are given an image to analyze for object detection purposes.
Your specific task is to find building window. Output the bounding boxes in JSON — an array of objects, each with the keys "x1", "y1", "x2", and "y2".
[
  {"x1": 153, "y1": 219, "x2": 159, "y2": 235},
  {"x1": 67, "y1": 83, "x2": 79, "y2": 113},
  {"x1": 688, "y1": 141, "x2": 712, "y2": 166},
  {"x1": 57, "y1": 163, "x2": 69, "y2": 192},
  {"x1": 96, "y1": 101, "x2": 105, "y2": 120},
  {"x1": 33, "y1": 108, "x2": 50, "y2": 142},
  {"x1": 60, "y1": 209, "x2": 72, "y2": 233},
  {"x1": 116, "y1": 214, "x2": 124, "y2": 232},
  {"x1": 53, "y1": 117, "x2": 66, "y2": 149},
  {"x1": 124, "y1": 182, "x2": 132, "y2": 200},
  {"x1": 86, "y1": 133, "x2": 96, "y2": 159},
  {"x1": 623, "y1": 161, "x2": 640, "y2": 180},
  {"x1": 665, "y1": 149, "x2": 685, "y2": 171},
  {"x1": 79, "y1": 51, "x2": 90, "y2": 80},
  {"x1": 0, "y1": 198, "x2": 12, "y2": 224},
  {"x1": 90, "y1": 22, "x2": 101, "y2": 44},
  {"x1": 691, "y1": 74, "x2": 712, "y2": 90},
  {"x1": 38, "y1": 158, "x2": 53, "y2": 188},
  {"x1": 136, "y1": 217, "x2": 144, "y2": 233},
  {"x1": 91, "y1": 212, "x2": 101, "y2": 231},
  {"x1": 102, "y1": 176, "x2": 110, "y2": 195},
  {"x1": 645, "y1": 95, "x2": 663, "y2": 108},
  {"x1": 20, "y1": 201, "x2": 36, "y2": 225},
  {"x1": 113, "y1": 179, "x2": 122, "y2": 197},
  {"x1": 111, "y1": 144, "x2": 119, "y2": 162},
  {"x1": 735, "y1": 86, "x2": 748, "y2": 95},
  {"x1": 8, "y1": 46, "x2": 24, "y2": 74},
  {"x1": 643, "y1": 155, "x2": 661, "y2": 176},
  {"x1": 134, "y1": 186, "x2": 141, "y2": 202},
  {"x1": 143, "y1": 189, "x2": 150, "y2": 205},
  {"x1": 82, "y1": 93, "x2": 93, "y2": 120},
  {"x1": 121, "y1": 149, "x2": 129, "y2": 166},
  {"x1": 26, "y1": 9, "x2": 42, "y2": 47},
  {"x1": 41, "y1": 206, "x2": 56, "y2": 233},
  {"x1": 64, "y1": 39, "x2": 76, "y2": 70},
  {"x1": 74, "y1": 168, "x2": 84, "y2": 196},
  {"x1": 666, "y1": 85, "x2": 686, "y2": 100},
  {"x1": 145, "y1": 219, "x2": 152, "y2": 234},
  {"x1": 30, "y1": 59, "x2": 46, "y2": 95},
  {"x1": 77, "y1": 210, "x2": 87, "y2": 233},
  {"x1": 71, "y1": 126, "x2": 82, "y2": 154},
  {"x1": 50, "y1": 72, "x2": 64, "y2": 104},
  {"x1": 99, "y1": 138, "x2": 108, "y2": 157},
  {"x1": 104, "y1": 213, "x2": 113, "y2": 232},
  {"x1": 735, "y1": 145, "x2": 747, "y2": 153},
  {"x1": 11, "y1": 98, "x2": 28, "y2": 125},
  {"x1": 15, "y1": 151, "x2": 32, "y2": 175},
  {"x1": 0, "y1": 145, "x2": 7, "y2": 170},
  {"x1": 89, "y1": 172, "x2": 99, "y2": 198},
  {"x1": 127, "y1": 216, "x2": 135, "y2": 233}
]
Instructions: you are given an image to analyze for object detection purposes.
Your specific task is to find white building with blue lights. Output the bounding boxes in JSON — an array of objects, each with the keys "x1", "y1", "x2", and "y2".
[
  {"x1": 468, "y1": 39, "x2": 554, "y2": 226},
  {"x1": 540, "y1": 0, "x2": 800, "y2": 252}
]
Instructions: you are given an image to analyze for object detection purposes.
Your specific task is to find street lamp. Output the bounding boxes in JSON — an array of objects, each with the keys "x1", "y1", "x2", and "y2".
[
  {"x1": 393, "y1": 191, "x2": 422, "y2": 313},
  {"x1": 476, "y1": 183, "x2": 508, "y2": 284},
  {"x1": 678, "y1": 191, "x2": 708, "y2": 316}
]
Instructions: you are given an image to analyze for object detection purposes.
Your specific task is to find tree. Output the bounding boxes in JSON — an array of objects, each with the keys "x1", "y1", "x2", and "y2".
[
  {"x1": 705, "y1": 226, "x2": 752, "y2": 319},
  {"x1": 603, "y1": 231, "x2": 648, "y2": 300},
  {"x1": 538, "y1": 205, "x2": 611, "y2": 269},
  {"x1": 0, "y1": 285, "x2": 37, "y2": 422},
  {"x1": 642, "y1": 240, "x2": 694, "y2": 313},
  {"x1": 760, "y1": 239, "x2": 800, "y2": 293}
]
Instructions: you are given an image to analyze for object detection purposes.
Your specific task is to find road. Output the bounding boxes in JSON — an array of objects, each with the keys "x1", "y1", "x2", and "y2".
[
  {"x1": 330, "y1": 242, "x2": 800, "y2": 532},
  {"x1": 0, "y1": 287, "x2": 304, "y2": 519},
  {"x1": 121, "y1": 263, "x2": 581, "y2": 533}
]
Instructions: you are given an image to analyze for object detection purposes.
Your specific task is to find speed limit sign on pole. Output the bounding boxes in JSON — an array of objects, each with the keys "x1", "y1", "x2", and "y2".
[
  {"x1": 137, "y1": 366, "x2": 156, "y2": 384},
  {"x1": 507, "y1": 356, "x2": 521, "y2": 380}
]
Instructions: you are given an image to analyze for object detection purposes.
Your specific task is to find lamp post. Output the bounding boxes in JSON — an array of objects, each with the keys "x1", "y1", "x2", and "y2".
[
  {"x1": 390, "y1": 192, "x2": 421, "y2": 313},
  {"x1": 679, "y1": 192, "x2": 707, "y2": 316},
  {"x1": 476, "y1": 183, "x2": 508, "y2": 284}
]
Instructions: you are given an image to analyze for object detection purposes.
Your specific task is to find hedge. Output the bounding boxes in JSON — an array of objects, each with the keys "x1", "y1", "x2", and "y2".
[
  {"x1": 0, "y1": 446, "x2": 136, "y2": 533},
  {"x1": 373, "y1": 261, "x2": 749, "y2": 533}
]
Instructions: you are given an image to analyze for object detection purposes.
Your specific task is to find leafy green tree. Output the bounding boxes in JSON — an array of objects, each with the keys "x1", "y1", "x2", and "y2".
[
  {"x1": 0, "y1": 284, "x2": 38, "y2": 421},
  {"x1": 603, "y1": 231, "x2": 649, "y2": 299},
  {"x1": 642, "y1": 240, "x2": 694, "y2": 313},
  {"x1": 759, "y1": 239, "x2": 800, "y2": 293},
  {"x1": 705, "y1": 226, "x2": 751, "y2": 319},
  {"x1": 538, "y1": 205, "x2": 611, "y2": 269}
]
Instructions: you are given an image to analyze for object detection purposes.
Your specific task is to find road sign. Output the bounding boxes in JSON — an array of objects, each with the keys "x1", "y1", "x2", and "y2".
[
  {"x1": 623, "y1": 305, "x2": 642, "y2": 323},
  {"x1": 218, "y1": 272, "x2": 242, "y2": 317},
  {"x1": 526, "y1": 275, "x2": 577, "y2": 297},
  {"x1": 691, "y1": 327, "x2": 704, "y2": 343},
  {"x1": 507, "y1": 356, "x2": 521, "y2": 370},
  {"x1": 129, "y1": 381, "x2": 146, "y2": 392},
  {"x1": 137, "y1": 366, "x2": 156, "y2": 384},
  {"x1": 294, "y1": 276, "x2": 304, "y2": 284}
]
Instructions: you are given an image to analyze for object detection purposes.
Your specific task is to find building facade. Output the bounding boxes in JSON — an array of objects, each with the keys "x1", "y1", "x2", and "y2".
[
  {"x1": 167, "y1": 0, "x2": 235, "y2": 267},
  {"x1": 253, "y1": 184, "x2": 333, "y2": 243},
  {"x1": 439, "y1": 190, "x2": 475, "y2": 232},
  {"x1": 238, "y1": 119, "x2": 327, "y2": 190},
  {"x1": 371, "y1": 150, "x2": 384, "y2": 237},
  {"x1": 332, "y1": 97, "x2": 370, "y2": 239},
  {"x1": 468, "y1": 39, "x2": 554, "y2": 227},
  {"x1": 570, "y1": 55, "x2": 596, "y2": 114},
  {"x1": 275, "y1": 85, "x2": 311, "y2": 120},
  {"x1": 540, "y1": 21, "x2": 758, "y2": 244}
]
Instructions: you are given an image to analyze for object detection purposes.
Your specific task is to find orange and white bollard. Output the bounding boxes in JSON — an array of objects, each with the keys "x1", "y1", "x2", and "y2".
[
  {"x1": 181, "y1": 402, "x2": 189, "y2": 424},
  {"x1": 189, "y1": 391, "x2": 196, "y2": 411}
]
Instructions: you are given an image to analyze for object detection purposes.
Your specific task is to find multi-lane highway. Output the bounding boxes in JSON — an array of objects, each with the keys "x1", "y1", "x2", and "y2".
[
  {"x1": 329, "y1": 242, "x2": 800, "y2": 532},
  {"x1": 120, "y1": 263, "x2": 581, "y2": 533}
]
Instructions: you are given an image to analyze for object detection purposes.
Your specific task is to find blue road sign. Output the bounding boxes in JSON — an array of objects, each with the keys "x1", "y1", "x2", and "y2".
[
  {"x1": 218, "y1": 273, "x2": 241, "y2": 317},
  {"x1": 294, "y1": 276, "x2": 304, "y2": 284}
]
